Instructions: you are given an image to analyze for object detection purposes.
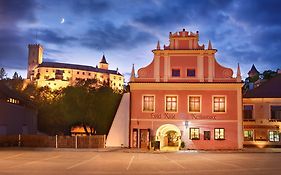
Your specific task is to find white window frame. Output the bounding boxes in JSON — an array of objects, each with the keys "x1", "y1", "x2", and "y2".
[
  {"x1": 165, "y1": 95, "x2": 178, "y2": 113},
  {"x1": 142, "y1": 95, "x2": 155, "y2": 112},
  {"x1": 269, "y1": 130, "x2": 280, "y2": 142},
  {"x1": 188, "y1": 95, "x2": 202, "y2": 113},
  {"x1": 212, "y1": 95, "x2": 227, "y2": 113},
  {"x1": 214, "y1": 128, "x2": 225, "y2": 140}
]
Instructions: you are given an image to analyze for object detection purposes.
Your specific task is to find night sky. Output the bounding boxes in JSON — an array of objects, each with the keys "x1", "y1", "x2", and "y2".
[{"x1": 1, "y1": 0, "x2": 281, "y2": 81}]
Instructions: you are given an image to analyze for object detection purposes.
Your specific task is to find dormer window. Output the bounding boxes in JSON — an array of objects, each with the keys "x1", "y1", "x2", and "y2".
[
  {"x1": 187, "y1": 69, "x2": 195, "y2": 77},
  {"x1": 172, "y1": 69, "x2": 180, "y2": 77}
]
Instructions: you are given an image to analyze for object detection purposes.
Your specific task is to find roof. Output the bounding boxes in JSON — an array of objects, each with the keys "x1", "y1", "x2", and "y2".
[
  {"x1": 248, "y1": 64, "x2": 260, "y2": 75},
  {"x1": 37, "y1": 62, "x2": 121, "y2": 75},
  {"x1": 0, "y1": 81, "x2": 35, "y2": 108},
  {"x1": 100, "y1": 55, "x2": 108, "y2": 64},
  {"x1": 244, "y1": 74, "x2": 281, "y2": 98}
]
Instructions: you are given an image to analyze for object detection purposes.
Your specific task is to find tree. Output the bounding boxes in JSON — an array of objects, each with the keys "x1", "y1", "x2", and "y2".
[
  {"x1": 0, "y1": 68, "x2": 7, "y2": 80},
  {"x1": 12, "y1": 72, "x2": 19, "y2": 79},
  {"x1": 262, "y1": 70, "x2": 277, "y2": 80}
]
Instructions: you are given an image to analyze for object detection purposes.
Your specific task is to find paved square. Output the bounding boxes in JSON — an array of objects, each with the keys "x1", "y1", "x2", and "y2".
[{"x1": 0, "y1": 149, "x2": 280, "y2": 175}]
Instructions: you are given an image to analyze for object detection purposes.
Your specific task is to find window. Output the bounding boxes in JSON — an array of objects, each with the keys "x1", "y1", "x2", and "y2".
[
  {"x1": 165, "y1": 96, "x2": 177, "y2": 112},
  {"x1": 190, "y1": 128, "x2": 200, "y2": 140},
  {"x1": 187, "y1": 69, "x2": 195, "y2": 77},
  {"x1": 6, "y1": 98, "x2": 19, "y2": 104},
  {"x1": 214, "y1": 128, "x2": 225, "y2": 140},
  {"x1": 244, "y1": 130, "x2": 253, "y2": 141},
  {"x1": 213, "y1": 96, "x2": 226, "y2": 112},
  {"x1": 269, "y1": 131, "x2": 279, "y2": 142},
  {"x1": 172, "y1": 69, "x2": 180, "y2": 77},
  {"x1": 243, "y1": 105, "x2": 253, "y2": 120},
  {"x1": 204, "y1": 131, "x2": 210, "y2": 140},
  {"x1": 88, "y1": 73, "x2": 91, "y2": 76},
  {"x1": 143, "y1": 96, "x2": 155, "y2": 112},
  {"x1": 271, "y1": 106, "x2": 281, "y2": 120},
  {"x1": 82, "y1": 72, "x2": 85, "y2": 75},
  {"x1": 77, "y1": 71, "x2": 79, "y2": 74},
  {"x1": 188, "y1": 96, "x2": 201, "y2": 113}
]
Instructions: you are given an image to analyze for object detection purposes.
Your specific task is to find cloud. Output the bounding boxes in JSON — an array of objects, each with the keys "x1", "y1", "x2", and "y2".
[
  {"x1": 37, "y1": 28, "x2": 78, "y2": 45},
  {"x1": 70, "y1": 0, "x2": 111, "y2": 15},
  {"x1": 0, "y1": 0, "x2": 37, "y2": 27},
  {"x1": 80, "y1": 21, "x2": 156, "y2": 50}
]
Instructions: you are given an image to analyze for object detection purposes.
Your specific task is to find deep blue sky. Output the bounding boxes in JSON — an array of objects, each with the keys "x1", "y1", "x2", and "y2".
[{"x1": 1, "y1": 0, "x2": 281, "y2": 82}]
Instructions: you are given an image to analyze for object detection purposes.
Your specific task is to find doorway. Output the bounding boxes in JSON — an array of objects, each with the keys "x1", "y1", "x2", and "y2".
[{"x1": 156, "y1": 124, "x2": 181, "y2": 151}]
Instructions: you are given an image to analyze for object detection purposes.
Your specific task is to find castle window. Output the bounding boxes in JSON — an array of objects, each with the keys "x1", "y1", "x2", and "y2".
[
  {"x1": 68, "y1": 71, "x2": 71, "y2": 74},
  {"x1": 46, "y1": 70, "x2": 48, "y2": 73},
  {"x1": 88, "y1": 73, "x2": 91, "y2": 76},
  {"x1": 114, "y1": 76, "x2": 116, "y2": 79},
  {"x1": 172, "y1": 69, "x2": 180, "y2": 77},
  {"x1": 82, "y1": 72, "x2": 85, "y2": 75},
  {"x1": 187, "y1": 69, "x2": 196, "y2": 77},
  {"x1": 119, "y1": 77, "x2": 122, "y2": 80},
  {"x1": 77, "y1": 72, "x2": 79, "y2": 74}
]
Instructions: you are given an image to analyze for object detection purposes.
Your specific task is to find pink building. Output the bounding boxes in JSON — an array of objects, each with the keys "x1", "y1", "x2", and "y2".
[{"x1": 129, "y1": 29, "x2": 243, "y2": 150}]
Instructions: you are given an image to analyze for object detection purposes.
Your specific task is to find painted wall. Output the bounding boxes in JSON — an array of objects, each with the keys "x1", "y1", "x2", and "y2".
[{"x1": 0, "y1": 101, "x2": 37, "y2": 135}]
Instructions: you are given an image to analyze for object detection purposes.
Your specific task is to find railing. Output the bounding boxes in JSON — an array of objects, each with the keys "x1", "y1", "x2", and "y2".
[{"x1": 0, "y1": 135, "x2": 106, "y2": 148}]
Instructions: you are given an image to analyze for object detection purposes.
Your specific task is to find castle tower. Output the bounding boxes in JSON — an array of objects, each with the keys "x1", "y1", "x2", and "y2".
[
  {"x1": 98, "y1": 54, "x2": 109, "y2": 70},
  {"x1": 27, "y1": 44, "x2": 43, "y2": 79}
]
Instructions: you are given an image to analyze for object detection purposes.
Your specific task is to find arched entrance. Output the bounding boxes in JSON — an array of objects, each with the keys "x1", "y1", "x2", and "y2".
[{"x1": 155, "y1": 124, "x2": 181, "y2": 151}]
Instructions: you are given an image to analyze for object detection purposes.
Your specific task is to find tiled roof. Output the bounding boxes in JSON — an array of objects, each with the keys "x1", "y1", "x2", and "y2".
[
  {"x1": 37, "y1": 62, "x2": 122, "y2": 75},
  {"x1": 248, "y1": 64, "x2": 259, "y2": 75},
  {"x1": 244, "y1": 74, "x2": 281, "y2": 98},
  {"x1": 100, "y1": 55, "x2": 108, "y2": 64}
]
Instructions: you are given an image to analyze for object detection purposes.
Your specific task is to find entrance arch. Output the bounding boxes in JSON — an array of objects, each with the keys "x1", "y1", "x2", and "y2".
[{"x1": 155, "y1": 124, "x2": 181, "y2": 151}]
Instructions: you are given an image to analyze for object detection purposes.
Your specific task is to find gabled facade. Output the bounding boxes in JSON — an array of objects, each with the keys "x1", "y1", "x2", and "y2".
[
  {"x1": 129, "y1": 29, "x2": 243, "y2": 150},
  {"x1": 27, "y1": 44, "x2": 124, "y2": 90}
]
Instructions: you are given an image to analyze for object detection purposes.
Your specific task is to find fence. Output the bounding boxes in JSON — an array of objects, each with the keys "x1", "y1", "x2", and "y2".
[{"x1": 0, "y1": 135, "x2": 106, "y2": 148}]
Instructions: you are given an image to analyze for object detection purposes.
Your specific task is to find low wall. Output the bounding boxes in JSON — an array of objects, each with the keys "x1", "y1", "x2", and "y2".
[{"x1": 0, "y1": 135, "x2": 106, "y2": 148}]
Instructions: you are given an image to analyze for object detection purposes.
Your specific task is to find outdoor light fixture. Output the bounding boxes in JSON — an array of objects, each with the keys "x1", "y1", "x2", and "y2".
[{"x1": 184, "y1": 121, "x2": 189, "y2": 129}]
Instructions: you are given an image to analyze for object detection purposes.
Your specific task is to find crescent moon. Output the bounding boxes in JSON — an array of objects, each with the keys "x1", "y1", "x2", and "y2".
[{"x1": 60, "y1": 18, "x2": 65, "y2": 24}]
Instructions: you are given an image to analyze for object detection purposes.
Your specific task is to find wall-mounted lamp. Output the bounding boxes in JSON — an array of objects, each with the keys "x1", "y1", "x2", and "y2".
[{"x1": 184, "y1": 121, "x2": 189, "y2": 129}]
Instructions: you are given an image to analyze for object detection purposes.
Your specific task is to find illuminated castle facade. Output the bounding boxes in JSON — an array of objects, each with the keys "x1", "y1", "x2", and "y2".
[{"x1": 27, "y1": 44, "x2": 124, "y2": 90}]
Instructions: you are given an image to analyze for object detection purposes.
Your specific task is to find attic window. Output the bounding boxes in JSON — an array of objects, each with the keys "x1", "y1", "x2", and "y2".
[
  {"x1": 187, "y1": 69, "x2": 195, "y2": 77},
  {"x1": 172, "y1": 69, "x2": 180, "y2": 77}
]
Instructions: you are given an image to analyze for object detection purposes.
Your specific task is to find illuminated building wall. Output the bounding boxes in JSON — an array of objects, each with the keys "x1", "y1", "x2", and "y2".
[
  {"x1": 243, "y1": 74, "x2": 281, "y2": 148},
  {"x1": 129, "y1": 29, "x2": 243, "y2": 150},
  {"x1": 27, "y1": 44, "x2": 124, "y2": 90}
]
